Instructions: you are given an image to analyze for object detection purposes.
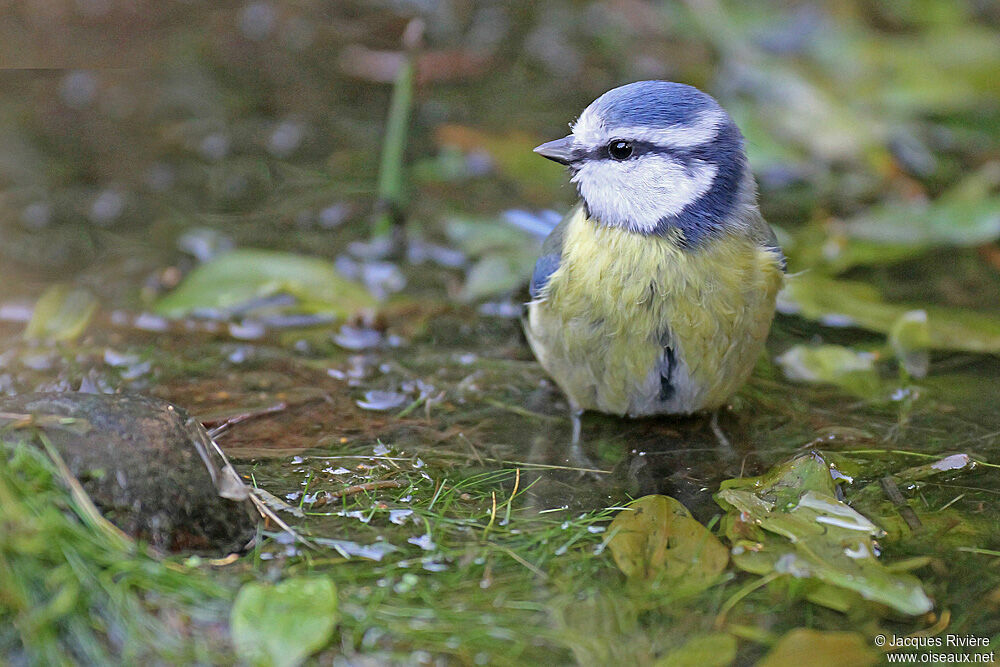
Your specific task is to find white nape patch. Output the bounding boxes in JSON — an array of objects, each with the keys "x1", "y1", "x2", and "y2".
[
  {"x1": 572, "y1": 107, "x2": 726, "y2": 150},
  {"x1": 572, "y1": 154, "x2": 718, "y2": 232}
]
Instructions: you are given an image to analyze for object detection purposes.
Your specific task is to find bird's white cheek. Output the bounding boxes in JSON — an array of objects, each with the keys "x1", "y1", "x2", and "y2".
[{"x1": 573, "y1": 156, "x2": 718, "y2": 233}]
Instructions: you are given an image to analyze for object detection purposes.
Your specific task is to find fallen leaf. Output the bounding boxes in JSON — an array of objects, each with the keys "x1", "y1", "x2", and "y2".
[
  {"x1": 654, "y1": 632, "x2": 737, "y2": 667},
  {"x1": 24, "y1": 284, "x2": 98, "y2": 342},
  {"x1": 231, "y1": 576, "x2": 338, "y2": 667},
  {"x1": 845, "y1": 164, "x2": 1000, "y2": 247},
  {"x1": 758, "y1": 629, "x2": 879, "y2": 667},
  {"x1": 154, "y1": 249, "x2": 375, "y2": 319},
  {"x1": 716, "y1": 453, "x2": 933, "y2": 616},
  {"x1": 889, "y1": 310, "x2": 931, "y2": 378},
  {"x1": 778, "y1": 273, "x2": 1000, "y2": 354},
  {"x1": 607, "y1": 495, "x2": 728, "y2": 589},
  {"x1": 775, "y1": 344, "x2": 881, "y2": 397}
]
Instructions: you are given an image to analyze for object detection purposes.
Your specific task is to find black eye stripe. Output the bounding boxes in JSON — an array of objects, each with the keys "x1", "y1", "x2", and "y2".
[{"x1": 573, "y1": 141, "x2": 687, "y2": 162}]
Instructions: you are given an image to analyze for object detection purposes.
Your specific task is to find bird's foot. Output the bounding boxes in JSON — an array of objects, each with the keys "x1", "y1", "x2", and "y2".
[{"x1": 709, "y1": 409, "x2": 733, "y2": 450}]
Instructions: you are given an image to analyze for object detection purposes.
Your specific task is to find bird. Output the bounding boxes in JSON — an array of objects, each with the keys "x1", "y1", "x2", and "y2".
[{"x1": 523, "y1": 80, "x2": 785, "y2": 449}]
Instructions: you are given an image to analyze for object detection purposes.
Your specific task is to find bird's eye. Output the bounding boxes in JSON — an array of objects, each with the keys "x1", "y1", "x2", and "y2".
[{"x1": 608, "y1": 140, "x2": 633, "y2": 160}]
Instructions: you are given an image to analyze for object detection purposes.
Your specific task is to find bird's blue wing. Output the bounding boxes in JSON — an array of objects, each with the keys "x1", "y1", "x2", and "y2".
[
  {"x1": 528, "y1": 209, "x2": 574, "y2": 300},
  {"x1": 757, "y1": 217, "x2": 787, "y2": 272}
]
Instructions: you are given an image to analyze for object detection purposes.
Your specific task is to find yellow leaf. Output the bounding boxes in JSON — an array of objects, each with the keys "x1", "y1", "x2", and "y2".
[{"x1": 607, "y1": 495, "x2": 728, "y2": 586}]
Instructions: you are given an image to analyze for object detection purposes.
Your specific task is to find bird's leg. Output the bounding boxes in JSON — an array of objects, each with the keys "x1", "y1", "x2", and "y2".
[
  {"x1": 709, "y1": 409, "x2": 732, "y2": 450},
  {"x1": 566, "y1": 405, "x2": 596, "y2": 471},
  {"x1": 570, "y1": 406, "x2": 582, "y2": 447}
]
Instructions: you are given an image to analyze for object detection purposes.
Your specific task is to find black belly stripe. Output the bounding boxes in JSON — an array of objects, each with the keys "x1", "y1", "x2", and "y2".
[{"x1": 659, "y1": 347, "x2": 676, "y2": 401}]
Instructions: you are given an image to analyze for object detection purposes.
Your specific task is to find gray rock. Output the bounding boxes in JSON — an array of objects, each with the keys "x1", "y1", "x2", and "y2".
[{"x1": 0, "y1": 392, "x2": 256, "y2": 553}]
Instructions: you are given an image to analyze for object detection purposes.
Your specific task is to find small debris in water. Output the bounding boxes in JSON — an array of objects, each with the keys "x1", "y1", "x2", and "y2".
[
  {"x1": 389, "y1": 509, "x2": 414, "y2": 525},
  {"x1": 930, "y1": 453, "x2": 971, "y2": 472},
  {"x1": 228, "y1": 320, "x2": 266, "y2": 340},
  {"x1": 313, "y1": 538, "x2": 398, "y2": 561},
  {"x1": 361, "y1": 262, "x2": 406, "y2": 299},
  {"x1": 238, "y1": 1, "x2": 276, "y2": 41},
  {"x1": 819, "y1": 313, "x2": 856, "y2": 328},
  {"x1": 407, "y1": 239, "x2": 467, "y2": 268},
  {"x1": 357, "y1": 390, "x2": 407, "y2": 411},
  {"x1": 132, "y1": 313, "x2": 170, "y2": 332},
  {"x1": 478, "y1": 301, "x2": 522, "y2": 318},
  {"x1": 268, "y1": 119, "x2": 305, "y2": 158},
  {"x1": 334, "y1": 509, "x2": 372, "y2": 524},
  {"x1": 333, "y1": 325, "x2": 383, "y2": 350},
  {"x1": 408, "y1": 534, "x2": 436, "y2": 551},
  {"x1": 227, "y1": 346, "x2": 254, "y2": 363},
  {"x1": 199, "y1": 133, "x2": 230, "y2": 161},
  {"x1": 422, "y1": 560, "x2": 448, "y2": 572},
  {"x1": 88, "y1": 188, "x2": 127, "y2": 226},
  {"x1": 0, "y1": 301, "x2": 34, "y2": 322},
  {"x1": 177, "y1": 228, "x2": 234, "y2": 263},
  {"x1": 318, "y1": 202, "x2": 350, "y2": 228}
]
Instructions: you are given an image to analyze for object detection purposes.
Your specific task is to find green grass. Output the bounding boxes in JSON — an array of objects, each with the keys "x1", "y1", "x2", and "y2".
[{"x1": 0, "y1": 441, "x2": 233, "y2": 664}]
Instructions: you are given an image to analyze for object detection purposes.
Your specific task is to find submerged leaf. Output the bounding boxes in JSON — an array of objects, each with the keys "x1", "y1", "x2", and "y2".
[
  {"x1": 778, "y1": 273, "x2": 1000, "y2": 353},
  {"x1": 231, "y1": 576, "x2": 338, "y2": 667},
  {"x1": 845, "y1": 163, "x2": 1000, "y2": 247},
  {"x1": 607, "y1": 495, "x2": 728, "y2": 588},
  {"x1": 654, "y1": 632, "x2": 737, "y2": 667},
  {"x1": 716, "y1": 454, "x2": 933, "y2": 616},
  {"x1": 461, "y1": 254, "x2": 531, "y2": 302},
  {"x1": 444, "y1": 215, "x2": 540, "y2": 300},
  {"x1": 758, "y1": 629, "x2": 878, "y2": 667},
  {"x1": 889, "y1": 310, "x2": 931, "y2": 378},
  {"x1": 24, "y1": 284, "x2": 98, "y2": 342},
  {"x1": 775, "y1": 344, "x2": 880, "y2": 397},
  {"x1": 155, "y1": 249, "x2": 375, "y2": 319}
]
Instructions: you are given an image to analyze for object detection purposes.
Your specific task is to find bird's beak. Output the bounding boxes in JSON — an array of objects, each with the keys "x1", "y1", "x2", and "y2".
[{"x1": 533, "y1": 135, "x2": 576, "y2": 165}]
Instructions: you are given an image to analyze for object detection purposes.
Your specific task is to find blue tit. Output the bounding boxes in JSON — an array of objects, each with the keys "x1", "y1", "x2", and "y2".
[{"x1": 524, "y1": 81, "x2": 785, "y2": 440}]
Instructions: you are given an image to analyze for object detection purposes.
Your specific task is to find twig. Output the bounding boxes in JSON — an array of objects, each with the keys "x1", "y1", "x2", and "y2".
[
  {"x1": 204, "y1": 401, "x2": 289, "y2": 439},
  {"x1": 880, "y1": 476, "x2": 923, "y2": 531},
  {"x1": 312, "y1": 480, "x2": 404, "y2": 507},
  {"x1": 482, "y1": 398, "x2": 562, "y2": 422}
]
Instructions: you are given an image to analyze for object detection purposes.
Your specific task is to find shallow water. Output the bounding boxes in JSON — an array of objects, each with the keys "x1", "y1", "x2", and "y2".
[{"x1": 2, "y1": 1, "x2": 999, "y2": 663}]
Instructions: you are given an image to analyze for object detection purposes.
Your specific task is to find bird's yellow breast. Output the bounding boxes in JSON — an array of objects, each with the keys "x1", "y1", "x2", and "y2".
[{"x1": 525, "y1": 207, "x2": 784, "y2": 416}]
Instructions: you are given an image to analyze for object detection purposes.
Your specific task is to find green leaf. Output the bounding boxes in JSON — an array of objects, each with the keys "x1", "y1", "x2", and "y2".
[
  {"x1": 716, "y1": 454, "x2": 933, "y2": 616},
  {"x1": 154, "y1": 249, "x2": 375, "y2": 319},
  {"x1": 889, "y1": 310, "x2": 931, "y2": 378},
  {"x1": 779, "y1": 273, "x2": 1000, "y2": 354},
  {"x1": 844, "y1": 164, "x2": 1000, "y2": 247},
  {"x1": 654, "y1": 632, "x2": 737, "y2": 667},
  {"x1": 24, "y1": 284, "x2": 98, "y2": 342},
  {"x1": 461, "y1": 254, "x2": 531, "y2": 302},
  {"x1": 758, "y1": 629, "x2": 879, "y2": 667},
  {"x1": 607, "y1": 495, "x2": 728, "y2": 589},
  {"x1": 230, "y1": 576, "x2": 338, "y2": 667},
  {"x1": 444, "y1": 216, "x2": 540, "y2": 301},
  {"x1": 775, "y1": 344, "x2": 881, "y2": 397}
]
